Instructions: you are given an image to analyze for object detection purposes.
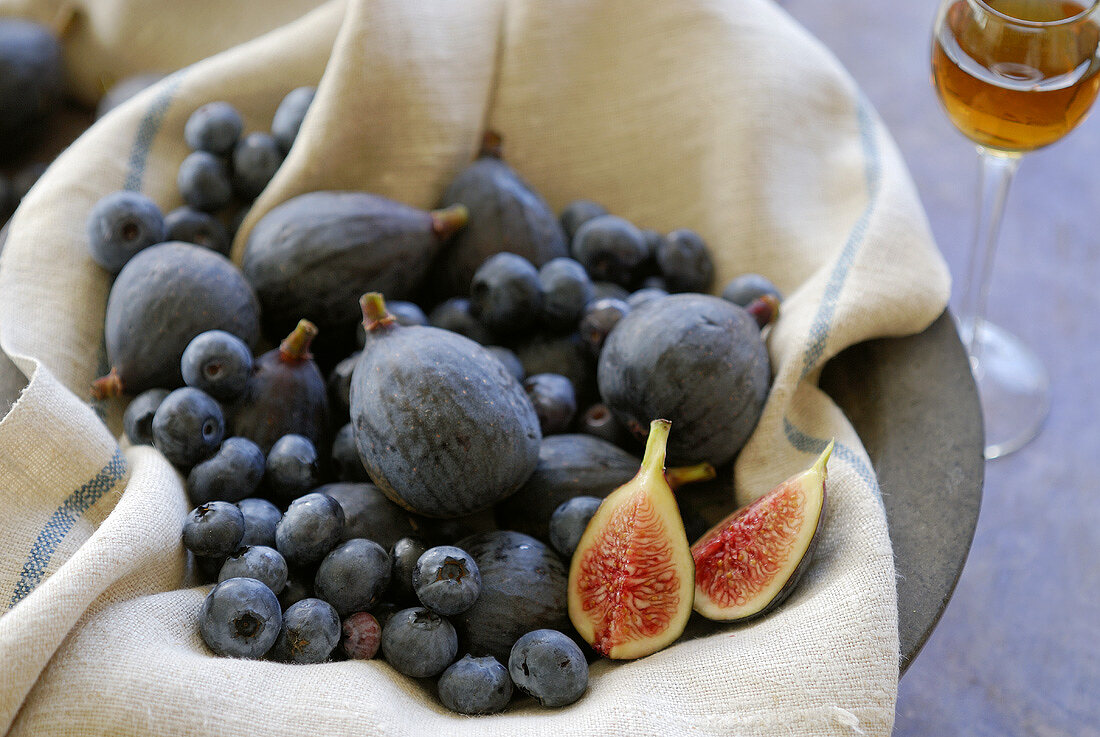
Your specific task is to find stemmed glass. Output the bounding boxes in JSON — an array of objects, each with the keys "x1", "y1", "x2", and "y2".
[{"x1": 931, "y1": 0, "x2": 1100, "y2": 458}]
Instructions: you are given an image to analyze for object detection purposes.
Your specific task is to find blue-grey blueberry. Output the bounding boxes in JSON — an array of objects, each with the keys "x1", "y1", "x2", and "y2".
[
  {"x1": 86, "y1": 190, "x2": 167, "y2": 273},
  {"x1": 380, "y1": 607, "x2": 457, "y2": 678},
  {"x1": 508, "y1": 629, "x2": 588, "y2": 707},
  {"x1": 199, "y1": 576, "x2": 282, "y2": 658},
  {"x1": 270, "y1": 597, "x2": 340, "y2": 664},
  {"x1": 123, "y1": 388, "x2": 169, "y2": 446},
  {"x1": 314, "y1": 538, "x2": 391, "y2": 616},
  {"x1": 181, "y1": 330, "x2": 253, "y2": 401},
  {"x1": 274, "y1": 492, "x2": 344, "y2": 566},
  {"x1": 183, "y1": 501, "x2": 245, "y2": 559},
  {"x1": 438, "y1": 654, "x2": 513, "y2": 715},
  {"x1": 187, "y1": 436, "x2": 265, "y2": 505},
  {"x1": 152, "y1": 387, "x2": 225, "y2": 469},
  {"x1": 218, "y1": 545, "x2": 288, "y2": 594},
  {"x1": 184, "y1": 101, "x2": 243, "y2": 156}
]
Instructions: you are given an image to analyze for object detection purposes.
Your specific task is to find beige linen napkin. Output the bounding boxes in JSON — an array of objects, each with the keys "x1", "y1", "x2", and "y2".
[{"x1": 0, "y1": 0, "x2": 949, "y2": 734}]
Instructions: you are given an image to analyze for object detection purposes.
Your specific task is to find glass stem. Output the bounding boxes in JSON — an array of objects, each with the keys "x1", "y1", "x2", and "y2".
[{"x1": 958, "y1": 147, "x2": 1021, "y2": 370}]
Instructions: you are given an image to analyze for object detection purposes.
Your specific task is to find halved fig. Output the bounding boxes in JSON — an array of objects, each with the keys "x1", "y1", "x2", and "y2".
[
  {"x1": 567, "y1": 419, "x2": 694, "y2": 660},
  {"x1": 692, "y1": 441, "x2": 832, "y2": 621}
]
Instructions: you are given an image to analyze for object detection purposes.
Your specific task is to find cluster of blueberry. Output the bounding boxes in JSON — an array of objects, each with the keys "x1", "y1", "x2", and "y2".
[{"x1": 86, "y1": 88, "x2": 315, "y2": 274}]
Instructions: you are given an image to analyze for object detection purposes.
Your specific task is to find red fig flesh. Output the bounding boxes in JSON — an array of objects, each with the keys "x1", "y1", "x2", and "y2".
[
  {"x1": 568, "y1": 419, "x2": 694, "y2": 660},
  {"x1": 692, "y1": 442, "x2": 832, "y2": 621}
]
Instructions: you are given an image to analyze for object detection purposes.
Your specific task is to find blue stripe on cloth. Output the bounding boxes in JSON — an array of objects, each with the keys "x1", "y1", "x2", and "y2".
[
  {"x1": 123, "y1": 73, "x2": 184, "y2": 192},
  {"x1": 8, "y1": 449, "x2": 128, "y2": 608},
  {"x1": 783, "y1": 96, "x2": 883, "y2": 501}
]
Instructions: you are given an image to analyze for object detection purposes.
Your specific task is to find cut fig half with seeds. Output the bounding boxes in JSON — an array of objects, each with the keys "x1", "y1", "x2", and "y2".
[
  {"x1": 692, "y1": 440, "x2": 832, "y2": 622},
  {"x1": 567, "y1": 419, "x2": 694, "y2": 660}
]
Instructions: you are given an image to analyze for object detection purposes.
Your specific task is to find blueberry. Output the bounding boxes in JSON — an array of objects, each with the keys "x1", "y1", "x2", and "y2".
[
  {"x1": 388, "y1": 537, "x2": 427, "y2": 604},
  {"x1": 656, "y1": 229, "x2": 714, "y2": 293},
  {"x1": 0, "y1": 19, "x2": 63, "y2": 133},
  {"x1": 341, "y1": 611, "x2": 382, "y2": 659},
  {"x1": 178, "y1": 151, "x2": 233, "y2": 212},
  {"x1": 270, "y1": 597, "x2": 341, "y2": 664},
  {"x1": 559, "y1": 200, "x2": 608, "y2": 241},
  {"x1": 265, "y1": 434, "x2": 321, "y2": 505},
  {"x1": 572, "y1": 215, "x2": 648, "y2": 286},
  {"x1": 590, "y1": 281, "x2": 630, "y2": 302},
  {"x1": 720, "y1": 273, "x2": 783, "y2": 307},
  {"x1": 327, "y1": 352, "x2": 360, "y2": 418},
  {"x1": 164, "y1": 206, "x2": 231, "y2": 255},
  {"x1": 187, "y1": 436, "x2": 265, "y2": 504},
  {"x1": 271, "y1": 86, "x2": 315, "y2": 153},
  {"x1": 237, "y1": 497, "x2": 281, "y2": 548},
  {"x1": 469, "y1": 253, "x2": 543, "y2": 335},
  {"x1": 232, "y1": 132, "x2": 284, "y2": 200},
  {"x1": 438, "y1": 654, "x2": 513, "y2": 715},
  {"x1": 274, "y1": 492, "x2": 345, "y2": 566},
  {"x1": 85, "y1": 190, "x2": 167, "y2": 273},
  {"x1": 538, "y1": 257, "x2": 594, "y2": 331},
  {"x1": 427, "y1": 297, "x2": 493, "y2": 344},
  {"x1": 578, "y1": 403, "x2": 627, "y2": 446},
  {"x1": 123, "y1": 388, "x2": 169, "y2": 446},
  {"x1": 331, "y1": 423, "x2": 370, "y2": 482},
  {"x1": 578, "y1": 298, "x2": 630, "y2": 357},
  {"x1": 626, "y1": 286, "x2": 668, "y2": 310},
  {"x1": 380, "y1": 607, "x2": 458, "y2": 678},
  {"x1": 523, "y1": 373, "x2": 577, "y2": 436},
  {"x1": 184, "y1": 101, "x2": 243, "y2": 156},
  {"x1": 314, "y1": 538, "x2": 392, "y2": 616},
  {"x1": 549, "y1": 496, "x2": 602, "y2": 558},
  {"x1": 485, "y1": 346, "x2": 525, "y2": 383},
  {"x1": 412, "y1": 546, "x2": 481, "y2": 617},
  {"x1": 199, "y1": 576, "x2": 282, "y2": 658},
  {"x1": 181, "y1": 330, "x2": 253, "y2": 401},
  {"x1": 183, "y1": 501, "x2": 245, "y2": 558},
  {"x1": 218, "y1": 545, "x2": 288, "y2": 594},
  {"x1": 508, "y1": 629, "x2": 588, "y2": 707},
  {"x1": 151, "y1": 387, "x2": 225, "y2": 469}
]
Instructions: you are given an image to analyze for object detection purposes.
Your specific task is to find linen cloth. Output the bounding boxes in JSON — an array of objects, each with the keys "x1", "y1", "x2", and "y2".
[{"x1": 0, "y1": 0, "x2": 950, "y2": 734}]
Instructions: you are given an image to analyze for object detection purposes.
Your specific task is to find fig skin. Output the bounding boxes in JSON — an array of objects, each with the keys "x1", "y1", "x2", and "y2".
[
  {"x1": 455, "y1": 530, "x2": 570, "y2": 664},
  {"x1": 433, "y1": 136, "x2": 568, "y2": 297},
  {"x1": 568, "y1": 419, "x2": 695, "y2": 660},
  {"x1": 231, "y1": 320, "x2": 329, "y2": 454},
  {"x1": 692, "y1": 442, "x2": 831, "y2": 622},
  {"x1": 597, "y1": 293, "x2": 771, "y2": 466},
  {"x1": 350, "y1": 294, "x2": 541, "y2": 519},
  {"x1": 100, "y1": 242, "x2": 260, "y2": 395},
  {"x1": 242, "y1": 191, "x2": 466, "y2": 346}
]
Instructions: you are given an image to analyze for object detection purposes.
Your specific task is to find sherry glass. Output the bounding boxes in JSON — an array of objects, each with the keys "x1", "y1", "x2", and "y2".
[{"x1": 931, "y1": 0, "x2": 1100, "y2": 458}]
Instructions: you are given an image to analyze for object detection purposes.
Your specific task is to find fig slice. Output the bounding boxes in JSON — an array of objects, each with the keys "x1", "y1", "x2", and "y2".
[
  {"x1": 567, "y1": 419, "x2": 694, "y2": 660},
  {"x1": 691, "y1": 441, "x2": 833, "y2": 622}
]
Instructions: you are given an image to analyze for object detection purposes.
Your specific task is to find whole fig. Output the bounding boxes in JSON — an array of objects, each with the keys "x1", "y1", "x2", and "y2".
[
  {"x1": 433, "y1": 133, "x2": 567, "y2": 296},
  {"x1": 232, "y1": 320, "x2": 329, "y2": 453},
  {"x1": 597, "y1": 294, "x2": 771, "y2": 466},
  {"x1": 242, "y1": 191, "x2": 467, "y2": 346},
  {"x1": 350, "y1": 293, "x2": 540, "y2": 518},
  {"x1": 95, "y1": 242, "x2": 260, "y2": 396}
]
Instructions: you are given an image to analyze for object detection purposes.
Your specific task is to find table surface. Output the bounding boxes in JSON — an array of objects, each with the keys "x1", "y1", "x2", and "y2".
[{"x1": 779, "y1": 1, "x2": 1100, "y2": 735}]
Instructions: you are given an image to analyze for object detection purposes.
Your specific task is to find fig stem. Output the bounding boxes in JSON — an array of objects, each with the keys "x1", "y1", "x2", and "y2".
[
  {"x1": 666, "y1": 462, "x2": 717, "y2": 489},
  {"x1": 279, "y1": 319, "x2": 318, "y2": 362},
  {"x1": 747, "y1": 294, "x2": 780, "y2": 329},
  {"x1": 813, "y1": 439, "x2": 835, "y2": 478},
  {"x1": 360, "y1": 292, "x2": 396, "y2": 333},
  {"x1": 90, "y1": 367, "x2": 123, "y2": 400},
  {"x1": 639, "y1": 419, "x2": 672, "y2": 481},
  {"x1": 478, "y1": 130, "x2": 503, "y2": 159},
  {"x1": 430, "y1": 204, "x2": 469, "y2": 240}
]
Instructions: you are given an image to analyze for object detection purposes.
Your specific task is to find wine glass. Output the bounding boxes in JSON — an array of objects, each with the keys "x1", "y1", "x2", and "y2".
[{"x1": 931, "y1": 0, "x2": 1100, "y2": 459}]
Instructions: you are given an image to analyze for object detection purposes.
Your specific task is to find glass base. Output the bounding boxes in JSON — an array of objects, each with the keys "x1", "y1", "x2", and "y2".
[{"x1": 957, "y1": 318, "x2": 1050, "y2": 460}]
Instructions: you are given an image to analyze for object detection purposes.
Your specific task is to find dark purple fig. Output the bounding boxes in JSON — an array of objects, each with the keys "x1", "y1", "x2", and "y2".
[
  {"x1": 315, "y1": 481, "x2": 423, "y2": 549},
  {"x1": 93, "y1": 242, "x2": 260, "y2": 397},
  {"x1": 351, "y1": 294, "x2": 541, "y2": 518},
  {"x1": 231, "y1": 320, "x2": 329, "y2": 453},
  {"x1": 597, "y1": 294, "x2": 771, "y2": 467},
  {"x1": 242, "y1": 191, "x2": 467, "y2": 346},
  {"x1": 433, "y1": 133, "x2": 567, "y2": 297},
  {"x1": 454, "y1": 530, "x2": 569, "y2": 664}
]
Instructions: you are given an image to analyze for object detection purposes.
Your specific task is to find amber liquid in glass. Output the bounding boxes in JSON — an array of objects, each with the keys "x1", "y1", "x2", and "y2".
[{"x1": 932, "y1": 0, "x2": 1100, "y2": 152}]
